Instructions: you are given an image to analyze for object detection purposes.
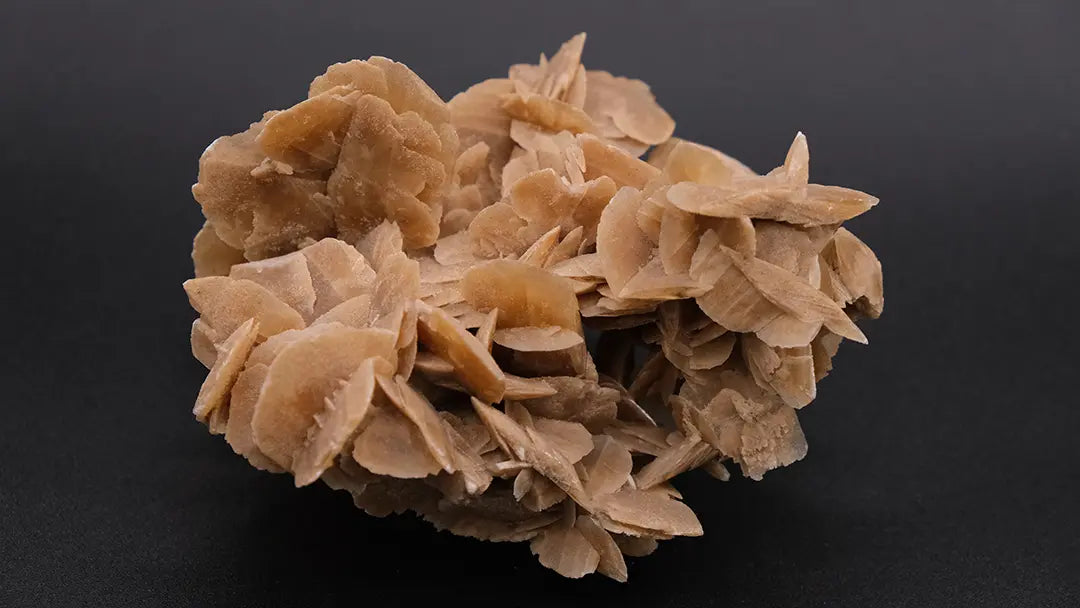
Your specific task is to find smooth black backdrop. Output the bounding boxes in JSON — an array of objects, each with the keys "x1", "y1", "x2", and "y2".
[{"x1": 2, "y1": 1, "x2": 1078, "y2": 606}]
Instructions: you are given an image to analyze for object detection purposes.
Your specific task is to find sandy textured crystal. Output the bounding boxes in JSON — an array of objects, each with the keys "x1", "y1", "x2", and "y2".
[{"x1": 184, "y1": 34, "x2": 883, "y2": 581}]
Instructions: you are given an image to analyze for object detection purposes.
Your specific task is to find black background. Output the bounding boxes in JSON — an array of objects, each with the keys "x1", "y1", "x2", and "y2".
[{"x1": 3, "y1": 1, "x2": 1078, "y2": 606}]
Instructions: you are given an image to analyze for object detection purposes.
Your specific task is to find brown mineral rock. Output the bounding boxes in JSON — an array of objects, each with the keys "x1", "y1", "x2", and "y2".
[{"x1": 183, "y1": 34, "x2": 883, "y2": 581}]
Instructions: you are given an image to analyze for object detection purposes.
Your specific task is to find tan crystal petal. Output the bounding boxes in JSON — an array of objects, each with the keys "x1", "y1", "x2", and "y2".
[
  {"x1": 501, "y1": 148, "x2": 541, "y2": 196},
  {"x1": 658, "y1": 203, "x2": 700, "y2": 276},
  {"x1": 521, "y1": 475, "x2": 568, "y2": 512},
  {"x1": 462, "y1": 259, "x2": 582, "y2": 334},
  {"x1": 449, "y1": 78, "x2": 516, "y2": 181},
  {"x1": 510, "y1": 376, "x2": 618, "y2": 432},
  {"x1": 311, "y1": 294, "x2": 373, "y2": 328},
  {"x1": 534, "y1": 33, "x2": 587, "y2": 101},
  {"x1": 250, "y1": 325, "x2": 397, "y2": 469},
  {"x1": 300, "y1": 238, "x2": 376, "y2": 318},
  {"x1": 595, "y1": 488, "x2": 702, "y2": 537},
  {"x1": 686, "y1": 321, "x2": 728, "y2": 348},
  {"x1": 419, "y1": 281, "x2": 463, "y2": 308},
  {"x1": 506, "y1": 169, "x2": 615, "y2": 246},
  {"x1": 471, "y1": 398, "x2": 532, "y2": 461},
  {"x1": 811, "y1": 330, "x2": 843, "y2": 382},
  {"x1": 584, "y1": 70, "x2": 675, "y2": 145},
  {"x1": 532, "y1": 417, "x2": 593, "y2": 464},
  {"x1": 356, "y1": 221, "x2": 404, "y2": 271},
  {"x1": 421, "y1": 496, "x2": 559, "y2": 542},
  {"x1": 504, "y1": 374, "x2": 558, "y2": 400},
  {"x1": 596, "y1": 187, "x2": 654, "y2": 297},
  {"x1": 754, "y1": 221, "x2": 835, "y2": 282},
  {"x1": 487, "y1": 457, "x2": 530, "y2": 479},
  {"x1": 783, "y1": 132, "x2": 810, "y2": 186},
  {"x1": 193, "y1": 318, "x2": 259, "y2": 426},
  {"x1": 492, "y1": 325, "x2": 584, "y2": 352},
  {"x1": 443, "y1": 419, "x2": 494, "y2": 495},
  {"x1": 352, "y1": 404, "x2": 443, "y2": 478},
  {"x1": 701, "y1": 216, "x2": 757, "y2": 257},
  {"x1": 473, "y1": 400, "x2": 589, "y2": 505},
  {"x1": 308, "y1": 59, "x2": 390, "y2": 99},
  {"x1": 571, "y1": 177, "x2": 618, "y2": 247},
  {"x1": 619, "y1": 257, "x2": 706, "y2": 301},
  {"x1": 371, "y1": 251, "x2": 420, "y2": 321},
  {"x1": 742, "y1": 334, "x2": 816, "y2": 409},
  {"x1": 396, "y1": 332, "x2": 418, "y2": 379},
  {"x1": 580, "y1": 434, "x2": 633, "y2": 497},
  {"x1": 244, "y1": 325, "x2": 333, "y2": 368},
  {"x1": 327, "y1": 93, "x2": 450, "y2": 249},
  {"x1": 454, "y1": 141, "x2": 495, "y2": 188},
  {"x1": 600, "y1": 376, "x2": 658, "y2": 424},
  {"x1": 648, "y1": 138, "x2": 756, "y2": 185},
  {"x1": 691, "y1": 390, "x2": 743, "y2": 457},
  {"x1": 530, "y1": 521, "x2": 600, "y2": 579},
  {"x1": 416, "y1": 300, "x2": 505, "y2": 403},
  {"x1": 633, "y1": 433, "x2": 716, "y2": 490},
  {"x1": 579, "y1": 134, "x2": 661, "y2": 189},
  {"x1": 502, "y1": 94, "x2": 595, "y2": 134},
  {"x1": 636, "y1": 188, "x2": 665, "y2": 244},
  {"x1": 821, "y1": 227, "x2": 884, "y2": 318},
  {"x1": 467, "y1": 202, "x2": 537, "y2": 259},
  {"x1": 693, "y1": 242, "x2": 858, "y2": 346},
  {"x1": 548, "y1": 252, "x2": 604, "y2": 280},
  {"x1": 613, "y1": 534, "x2": 659, "y2": 557},
  {"x1": 366, "y1": 55, "x2": 450, "y2": 124},
  {"x1": 412, "y1": 351, "x2": 455, "y2": 379},
  {"x1": 192, "y1": 118, "x2": 333, "y2": 260},
  {"x1": 688, "y1": 333, "x2": 737, "y2": 370},
  {"x1": 607, "y1": 137, "x2": 651, "y2": 158},
  {"x1": 723, "y1": 246, "x2": 866, "y2": 343},
  {"x1": 223, "y1": 363, "x2": 284, "y2": 472},
  {"x1": 604, "y1": 421, "x2": 673, "y2": 457},
  {"x1": 566, "y1": 64, "x2": 587, "y2": 108},
  {"x1": 292, "y1": 357, "x2": 382, "y2": 486},
  {"x1": 475, "y1": 308, "x2": 499, "y2": 352},
  {"x1": 192, "y1": 221, "x2": 246, "y2": 278},
  {"x1": 518, "y1": 226, "x2": 562, "y2": 267},
  {"x1": 497, "y1": 345, "x2": 592, "y2": 383},
  {"x1": 376, "y1": 374, "x2": 457, "y2": 472},
  {"x1": 184, "y1": 276, "x2": 305, "y2": 342},
  {"x1": 440, "y1": 194, "x2": 481, "y2": 237},
  {"x1": 691, "y1": 375, "x2": 810, "y2": 480},
  {"x1": 544, "y1": 226, "x2": 584, "y2": 268},
  {"x1": 421, "y1": 254, "x2": 471, "y2": 285},
  {"x1": 754, "y1": 314, "x2": 825, "y2": 349},
  {"x1": 667, "y1": 180, "x2": 878, "y2": 226},
  {"x1": 512, "y1": 467, "x2": 535, "y2": 501},
  {"x1": 257, "y1": 91, "x2": 356, "y2": 173},
  {"x1": 229, "y1": 250, "x2": 317, "y2": 320},
  {"x1": 190, "y1": 319, "x2": 218, "y2": 369},
  {"x1": 738, "y1": 404, "x2": 808, "y2": 481}
]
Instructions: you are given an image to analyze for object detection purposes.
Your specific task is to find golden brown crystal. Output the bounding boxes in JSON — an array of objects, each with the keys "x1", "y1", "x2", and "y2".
[{"x1": 184, "y1": 34, "x2": 883, "y2": 581}]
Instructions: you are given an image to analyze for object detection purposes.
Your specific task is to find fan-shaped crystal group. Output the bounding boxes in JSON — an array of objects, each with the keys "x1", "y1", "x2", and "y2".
[{"x1": 186, "y1": 33, "x2": 882, "y2": 580}]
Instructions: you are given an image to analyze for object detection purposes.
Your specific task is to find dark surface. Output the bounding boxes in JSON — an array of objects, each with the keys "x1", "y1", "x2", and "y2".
[{"x1": 2, "y1": 1, "x2": 1078, "y2": 606}]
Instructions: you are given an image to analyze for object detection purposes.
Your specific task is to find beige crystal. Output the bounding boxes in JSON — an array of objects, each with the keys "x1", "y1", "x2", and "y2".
[{"x1": 184, "y1": 34, "x2": 883, "y2": 582}]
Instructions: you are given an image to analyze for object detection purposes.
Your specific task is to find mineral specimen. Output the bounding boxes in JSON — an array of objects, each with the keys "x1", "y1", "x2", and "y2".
[{"x1": 185, "y1": 33, "x2": 883, "y2": 581}]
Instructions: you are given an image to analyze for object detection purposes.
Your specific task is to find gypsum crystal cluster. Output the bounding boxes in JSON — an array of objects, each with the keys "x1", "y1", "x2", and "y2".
[{"x1": 185, "y1": 33, "x2": 883, "y2": 581}]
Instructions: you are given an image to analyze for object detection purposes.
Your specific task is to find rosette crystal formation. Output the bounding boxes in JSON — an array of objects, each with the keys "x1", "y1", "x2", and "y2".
[{"x1": 185, "y1": 34, "x2": 883, "y2": 581}]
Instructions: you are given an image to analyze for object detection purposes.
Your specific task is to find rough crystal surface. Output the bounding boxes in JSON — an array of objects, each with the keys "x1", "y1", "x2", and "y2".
[{"x1": 184, "y1": 34, "x2": 883, "y2": 581}]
